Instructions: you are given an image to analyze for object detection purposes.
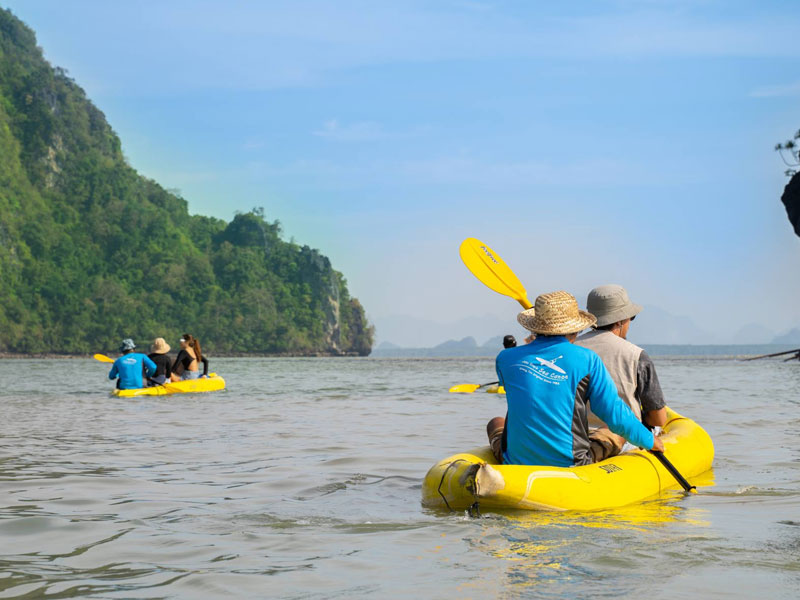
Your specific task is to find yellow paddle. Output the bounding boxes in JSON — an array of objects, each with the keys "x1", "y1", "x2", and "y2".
[
  {"x1": 449, "y1": 381, "x2": 499, "y2": 393},
  {"x1": 458, "y1": 237, "x2": 697, "y2": 494},
  {"x1": 459, "y1": 238, "x2": 532, "y2": 309}
]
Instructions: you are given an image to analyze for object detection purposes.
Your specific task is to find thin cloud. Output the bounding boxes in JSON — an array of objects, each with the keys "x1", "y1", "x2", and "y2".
[
  {"x1": 242, "y1": 139, "x2": 266, "y2": 150},
  {"x1": 18, "y1": 1, "x2": 800, "y2": 95},
  {"x1": 312, "y1": 119, "x2": 429, "y2": 142},
  {"x1": 750, "y1": 81, "x2": 800, "y2": 98},
  {"x1": 396, "y1": 155, "x2": 644, "y2": 187},
  {"x1": 313, "y1": 120, "x2": 387, "y2": 142},
  {"x1": 242, "y1": 154, "x2": 657, "y2": 188}
]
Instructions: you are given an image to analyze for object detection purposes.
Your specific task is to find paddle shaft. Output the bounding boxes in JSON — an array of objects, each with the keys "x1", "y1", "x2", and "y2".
[
  {"x1": 650, "y1": 450, "x2": 696, "y2": 493},
  {"x1": 742, "y1": 347, "x2": 800, "y2": 361}
]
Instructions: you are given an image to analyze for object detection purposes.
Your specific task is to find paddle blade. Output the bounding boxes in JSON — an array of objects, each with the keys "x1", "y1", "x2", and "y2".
[
  {"x1": 93, "y1": 353, "x2": 114, "y2": 363},
  {"x1": 459, "y1": 238, "x2": 532, "y2": 309},
  {"x1": 449, "y1": 383, "x2": 481, "y2": 393}
]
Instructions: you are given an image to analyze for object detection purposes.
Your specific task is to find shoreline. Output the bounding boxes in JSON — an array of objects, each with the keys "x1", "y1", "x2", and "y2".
[
  {"x1": 0, "y1": 351, "x2": 370, "y2": 359},
  {"x1": 2, "y1": 343, "x2": 797, "y2": 360}
]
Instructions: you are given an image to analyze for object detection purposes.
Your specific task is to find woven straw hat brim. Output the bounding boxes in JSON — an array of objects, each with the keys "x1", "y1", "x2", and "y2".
[
  {"x1": 150, "y1": 339, "x2": 171, "y2": 354},
  {"x1": 517, "y1": 308, "x2": 597, "y2": 335},
  {"x1": 593, "y1": 302, "x2": 643, "y2": 328}
]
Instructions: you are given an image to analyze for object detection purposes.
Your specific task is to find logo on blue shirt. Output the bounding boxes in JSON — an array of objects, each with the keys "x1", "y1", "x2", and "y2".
[
  {"x1": 512, "y1": 356, "x2": 569, "y2": 385},
  {"x1": 535, "y1": 355, "x2": 565, "y2": 374}
]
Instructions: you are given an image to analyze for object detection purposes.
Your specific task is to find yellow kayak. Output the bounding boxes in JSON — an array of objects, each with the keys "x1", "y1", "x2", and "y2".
[
  {"x1": 422, "y1": 408, "x2": 713, "y2": 512},
  {"x1": 112, "y1": 374, "x2": 226, "y2": 397}
]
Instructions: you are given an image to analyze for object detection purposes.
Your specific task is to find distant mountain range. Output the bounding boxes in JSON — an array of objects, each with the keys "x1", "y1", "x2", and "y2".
[
  {"x1": 372, "y1": 313, "x2": 522, "y2": 348},
  {"x1": 371, "y1": 337, "x2": 800, "y2": 358},
  {"x1": 372, "y1": 305, "x2": 800, "y2": 353},
  {"x1": 772, "y1": 327, "x2": 800, "y2": 345},
  {"x1": 373, "y1": 336, "x2": 504, "y2": 358}
]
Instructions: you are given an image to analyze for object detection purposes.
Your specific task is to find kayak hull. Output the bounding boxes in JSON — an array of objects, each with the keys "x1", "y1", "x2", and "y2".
[
  {"x1": 422, "y1": 408, "x2": 713, "y2": 512},
  {"x1": 112, "y1": 375, "x2": 226, "y2": 397}
]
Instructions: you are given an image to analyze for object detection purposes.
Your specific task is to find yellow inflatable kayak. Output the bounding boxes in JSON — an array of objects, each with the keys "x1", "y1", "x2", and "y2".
[
  {"x1": 422, "y1": 408, "x2": 713, "y2": 512},
  {"x1": 112, "y1": 374, "x2": 226, "y2": 397}
]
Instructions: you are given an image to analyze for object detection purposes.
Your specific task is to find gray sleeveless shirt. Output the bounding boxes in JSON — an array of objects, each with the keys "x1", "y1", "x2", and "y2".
[{"x1": 576, "y1": 329, "x2": 645, "y2": 428}]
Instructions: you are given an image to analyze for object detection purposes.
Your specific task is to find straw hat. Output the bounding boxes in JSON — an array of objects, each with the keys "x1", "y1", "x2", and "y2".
[
  {"x1": 517, "y1": 291, "x2": 597, "y2": 335},
  {"x1": 586, "y1": 284, "x2": 642, "y2": 327},
  {"x1": 150, "y1": 337, "x2": 171, "y2": 354}
]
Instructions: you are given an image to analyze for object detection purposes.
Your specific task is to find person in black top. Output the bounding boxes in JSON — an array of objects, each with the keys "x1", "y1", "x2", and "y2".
[
  {"x1": 488, "y1": 334, "x2": 518, "y2": 460},
  {"x1": 170, "y1": 333, "x2": 209, "y2": 381},
  {"x1": 147, "y1": 337, "x2": 173, "y2": 386}
]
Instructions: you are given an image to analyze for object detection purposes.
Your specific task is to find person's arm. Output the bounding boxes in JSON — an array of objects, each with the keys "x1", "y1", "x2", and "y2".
[
  {"x1": 143, "y1": 355, "x2": 157, "y2": 377},
  {"x1": 586, "y1": 353, "x2": 656, "y2": 450},
  {"x1": 108, "y1": 361, "x2": 118, "y2": 380},
  {"x1": 164, "y1": 355, "x2": 172, "y2": 378},
  {"x1": 200, "y1": 356, "x2": 209, "y2": 376},
  {"x1": 636, "y1": 351, "x2": 668, "y2": 428},
  {"x1": 495, "y1": 354, "x2": 505, "y2": 388},
  {"x1": 644, "y1": 408, "x2": 667, "y2": 428},
  {"x1": 172, "y1": 350, "x2": 187, "y2": 375}
]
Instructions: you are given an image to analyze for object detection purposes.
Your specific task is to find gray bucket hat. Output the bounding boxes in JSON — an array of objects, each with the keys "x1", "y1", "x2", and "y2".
[
  {"x1": 586, "y1": 284, "x2": 642, "y2": 327},
  {"x1": 119, "y1": 338, "x2": 136, "y2": 352}
]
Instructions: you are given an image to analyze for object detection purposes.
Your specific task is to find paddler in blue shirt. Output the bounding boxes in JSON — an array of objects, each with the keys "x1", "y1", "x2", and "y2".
[
  {"x1": 486, "y1": 291, "x2": 664, "y2": 467},
  {"x1": 109, "y1": 338, "x2": 157, "y2": 390}
]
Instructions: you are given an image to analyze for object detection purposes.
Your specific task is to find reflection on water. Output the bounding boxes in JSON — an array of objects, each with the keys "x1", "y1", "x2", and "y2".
[
  {"x1": 433, "y1": 488, "x2": 715, "y2": 596},
  {"x1": 0, "y1": 357, "x2": 799, "y2": 598}
]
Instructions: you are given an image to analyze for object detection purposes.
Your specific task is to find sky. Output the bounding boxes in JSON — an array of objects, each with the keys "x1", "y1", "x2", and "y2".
[{"x1": 4, "y1": 0, "x2": 800, "y2": 344}]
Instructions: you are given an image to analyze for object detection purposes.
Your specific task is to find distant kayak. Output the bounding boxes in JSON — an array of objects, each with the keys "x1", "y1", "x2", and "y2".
[
  {"x1": 112, "y1": 374, "x2": 226, "y2": 397},
  {"x1": 422, "y1": 407, "x2": 713, "y2": 512}
]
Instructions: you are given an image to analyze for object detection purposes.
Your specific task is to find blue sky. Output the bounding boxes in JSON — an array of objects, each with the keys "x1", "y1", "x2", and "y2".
[{"x1": 5, "y1": 0, "x2": 800, "y2": 343}]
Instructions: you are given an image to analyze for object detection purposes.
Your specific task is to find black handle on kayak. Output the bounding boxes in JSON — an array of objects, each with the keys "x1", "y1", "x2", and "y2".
[{"x1": 650, "y1": 450, "x2": 696, "y2": 494}]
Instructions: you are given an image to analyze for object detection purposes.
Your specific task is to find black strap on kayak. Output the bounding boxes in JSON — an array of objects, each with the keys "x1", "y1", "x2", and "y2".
[{"x1": 437, "y1": 459, "x2": 468, "y2": 512}]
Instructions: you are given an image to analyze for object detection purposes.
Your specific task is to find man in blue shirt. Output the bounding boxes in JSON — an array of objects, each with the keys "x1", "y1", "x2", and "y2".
[
  {"x1": 109, "y1": 338, "x2": 157, "y2": 390},
  {"x1": 486, "y1": 291, "x2": 663, "y2": 467}
]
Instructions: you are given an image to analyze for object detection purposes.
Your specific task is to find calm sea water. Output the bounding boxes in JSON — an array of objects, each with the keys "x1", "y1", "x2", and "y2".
[{"x1": 1, "y1": 356, "x2": 799, "y2": 599}]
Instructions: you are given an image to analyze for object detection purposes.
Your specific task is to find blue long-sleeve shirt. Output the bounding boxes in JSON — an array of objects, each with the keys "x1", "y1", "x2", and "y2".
[
  {"x1": 496, "y1": 335, "x2": 654, "y2": 467},
  {"x1": 109, "y1": 353, "x2": 157, "y2": 390}
]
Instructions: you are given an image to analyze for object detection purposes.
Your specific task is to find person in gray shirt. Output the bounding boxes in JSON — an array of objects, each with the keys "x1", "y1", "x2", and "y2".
[{"x1": 576, "y1": 284, "x2": 667, "y2": 462}]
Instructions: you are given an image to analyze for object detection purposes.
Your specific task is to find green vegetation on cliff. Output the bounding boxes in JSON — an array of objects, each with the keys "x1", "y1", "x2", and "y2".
[{"x1": 0, "y1": 9, "x2": 373, "y2": 355}]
